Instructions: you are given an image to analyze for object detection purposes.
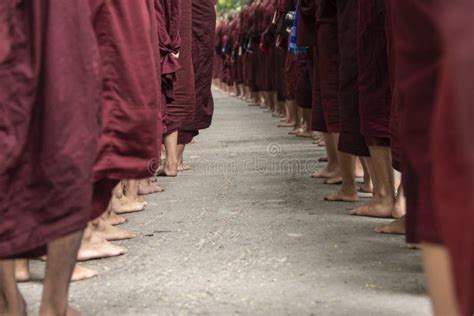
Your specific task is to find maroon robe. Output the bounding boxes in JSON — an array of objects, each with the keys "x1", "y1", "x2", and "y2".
[
  {"x1": 357, "y1": 0, "x2": 391, "y2": 147},
  {"x1": 392, "y1": 1, "x2": 474, "y2": 314},
  {"x1": 294, "y1": 53, "x2": 313, "y2": 109},
  {"x1": 390, "y1": 0, "x2": 442, "y2": 245},
  {"x1": 383, "y1": 0, "x2": 401, "y2": 170},
  {"x1": 91, "y1": 0, "x2": 162, "y2": 217},
  {"x1": 166, "y1": 0, "x2": 196, "y2": 134},
  {"x1": 261, "y1": 0, "x2": 275, "y2": 92},
  {"x1": 317, "y1": 0, "x2": 340, "y2": 133},
  {"x1": 434, "y1": 2, "x2": 474, "y2": 315},
  {"x1": 331, "y1": 0, "x2": 369, "y2": 157},
  {"x1": 274, "y1": 0, "x2": 289, "y2": 102},
  {"x1": 310, "y1": 0, "x2": 327, "y2": 132},
  {"x1": 154, "y1": 0, "x2": 181, "y2": 108},
  {"x1": 0, "y1": 0, "x2": 101, "y2": 258},
  {"x1": 178, "y1": 0, "x2": 216, "y2": 145}
]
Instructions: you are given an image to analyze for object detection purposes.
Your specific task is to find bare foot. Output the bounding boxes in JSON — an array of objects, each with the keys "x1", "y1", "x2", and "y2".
[
  {"x1": 350, "y1": 199, "x2": 394, "y2": 218},
  {"x1": 105, "y1": 211, "x2": 127, "y2": 226},
  {"x1": 289, "y1": 128, "x2": 304, "y2": 135},
  {"x1": 113, "y1": 195, "x2": 145, "y2": 215},
  {"x1": 178, "y1": 162, "x2": 191, "y2": 172},
  {"x1": 324, "y1": 176, "x2": 343, "y2": 185},
  {"x1": 278, "y1": 121, "x2": 295, "y2": 128},
  {"x1": 156, "y1": 160, "x2": 178, "y2": 177},
  {"x1": 311, "y1": 167, "x2": 340, "y2": 179},
  {"x1": 355, "y1": 165, "x2": 364, "y2": 178},
  {"x1": 374, "y1": 216, "x2": 406, "y2": 235},
  {"x1": 324, "y1": 190, "x2": 359, "y2": 202},
  {"x1": 139, "y1": 182, "x2": 164, "y2": 195},
  {"x1": 95, "y1": 219, "x2": 136, "y2": 241},
  {"x1": 0, "y1": 288, "x2": 26, "y2": 316},
  {"x1": 67, "y1": 307, "x2": 82, "y2": 316},
  {"x1": 78, "y1": 232, "x2": 127, "y2": 261},
  {"x1": 15, "y1": 259, "x2": 30, "y2": 282},
  {"x1": 359, "y1": 183, "x2": 373, "y2": 194},
  {"x1": 71, "y1": 264, "x2": 98, "y2": 282},
  {"x1": 391, "y1": 196, "x2": 406, "y2": 219},
  {"x1": 296, "y1": 131, "x2": 313, "y2": 138}
]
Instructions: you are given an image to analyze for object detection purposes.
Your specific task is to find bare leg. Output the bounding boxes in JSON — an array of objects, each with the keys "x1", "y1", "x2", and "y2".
[
  {"x1": 289, "y1": 105, "x2": 304, "y2": 135},
  {"x1": 352, "y1": 147, "x2": 395, "y2": 218},
  {"x1": 422, "y1": 243, "x2": 460, "y2": 316},
  {"x1": 279, "y1": 100, "x2": 296, "y2": 127},
  {"x1": 374, "y1": 183, "x2": 407, "y2": 233},
  {"x1": 312, "y1": 133, "x2": 341, "y2": 179},
  {"x1": 124, "y1": 180, "x2": 144, "y2": 204},
  {"x1": 0, "y1": 260, "x2": 26, "y2": 316},
  {"x1": 359, "y1": 157, "x2": 373, "y2": 193},
  {"x1": 296, "y1": 108, "x2": 313, "y2": 138},
  {"x1": 325, "y1": 134, "x2": 358, "y2": 202},
  {"x1": 177, "y1": 144, "x2": 191, "y2": 171},
  {"x1": 159, "y1": 131, "x2": 178, "y2": 176},
  {"x1": 14, "y1": 260, "x2": 30, "y2": 282},
  {"x1": 39, "y1": 230, "x2": 84, "y2": 316},
  {"x1": 354, "y1": 157, "x2": 365, "y2": 178}
]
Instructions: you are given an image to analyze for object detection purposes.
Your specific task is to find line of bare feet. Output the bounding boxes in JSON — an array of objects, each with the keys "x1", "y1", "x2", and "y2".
[{"x1": 15, "y1": 260, "x2": 98, "y2": 283}]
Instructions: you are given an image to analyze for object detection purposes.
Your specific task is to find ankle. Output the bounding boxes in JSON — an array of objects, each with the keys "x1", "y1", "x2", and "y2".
[
  {"x1": 1, "y1": 293, "x2": 26, "y2": 316},
  {"x1": 40, "y1": 303, "x2": 67, "y2": 316}
]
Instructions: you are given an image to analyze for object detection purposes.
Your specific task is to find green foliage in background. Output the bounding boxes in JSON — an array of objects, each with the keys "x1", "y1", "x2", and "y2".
[{"x1": 216, "y1": 0, "x2": 247, "y2": 16}]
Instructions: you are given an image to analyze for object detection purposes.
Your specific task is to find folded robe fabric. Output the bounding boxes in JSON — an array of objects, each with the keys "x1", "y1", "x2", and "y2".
[
  {"x1": 166, "y1": 0, "x2": 196, "y2": 134},
  {"x1": 0, "y1": 0, "x2": 102, "y2": 258},
  {"x1": 91, "y1": 0, "x2": 162, "y2": 218},
  {"x1": 357, "y1": 0, "x2": 391, "y2": 146}
]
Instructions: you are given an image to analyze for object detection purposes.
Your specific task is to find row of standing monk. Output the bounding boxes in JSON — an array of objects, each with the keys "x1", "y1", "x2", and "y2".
[
  {"x1": 0, "y1": 0, "x2": 216, "y2": 315},
  {"x1": 212, "y1": 0, "x2": 474, "y2": 315}
]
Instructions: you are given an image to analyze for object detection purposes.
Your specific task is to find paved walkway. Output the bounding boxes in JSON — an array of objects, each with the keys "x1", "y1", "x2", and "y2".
[{"x1": 22, "y1": 91, "x2": 430, "y2": 315}]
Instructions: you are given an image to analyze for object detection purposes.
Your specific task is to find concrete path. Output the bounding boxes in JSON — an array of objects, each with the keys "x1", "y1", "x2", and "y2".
[{"x1": 22, "y1": 91, "x2": 431, "y2": 315}]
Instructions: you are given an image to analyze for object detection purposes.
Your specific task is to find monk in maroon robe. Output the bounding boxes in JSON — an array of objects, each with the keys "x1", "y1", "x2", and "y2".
[
  {"x1": 0, "y1": 0, "x2": 101, "y2": 314},
  {"x1": 80, "y1": 0, "x2": 163, "y2": 261},
  {"x1": 177, "y1": 0, "x2": 216, "y2": 170},
  {"x1": 310, "y1": 0, "x2": 342, "y2": 181},
  {"x1": 350, "y1": 0, "x2": 403, "y2": 219},
  {"x1": 391, "y1": 1, "x2": 474, "y2": 314},
  {"x1": 373, "y1": 0, "x2": 406, "y2": 235},
  {"x1": 434, "y1": 3, "x2": 474, "y2": 308},
  {"x1": 160, "y1": 0, "x2": 196, "y2": 177},
  {"x1": 321, "y1": 0, "x2": 368, "y2": 202}
]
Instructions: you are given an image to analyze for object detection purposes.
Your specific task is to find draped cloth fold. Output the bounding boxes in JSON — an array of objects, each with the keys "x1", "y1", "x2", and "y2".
[{"x1": 0, "y1": 0, "x2": 101, "y2": 258}]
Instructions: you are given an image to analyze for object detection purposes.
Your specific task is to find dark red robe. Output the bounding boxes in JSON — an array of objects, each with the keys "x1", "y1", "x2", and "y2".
[
  {"x1": 154, "y1": 0, "x2": 181, "y2": 108},
  {"x1": 91, "y1": 0, "x2": 162, "y2": 218},
  {"x1": 309, "y1": 0, "x2": 327, "y2": 132},
  {"x1": 178, "y1": 0, "x2": 216, "y2": 145},
  {"x1": 434, "y1": 2, "x2": 474, "y2": 315},
  {"x1": 390, "y1": 0, "x2": 441, "y2": 245},
  {"x1": 166, "y1": 0, "x2": 196, "y2": 134},
  {"x1": 0, "y1": 0, "x2": 101, "y2": 258},
  {"x1": 357, "y1": 0, "x2": 391, "y2": 147},
  {"x1": 331, "y1": 0, "x2": 369, "y2": 157},
  {"x1": 317, "y1": 0, "x2": 340, "y2": 133}
]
